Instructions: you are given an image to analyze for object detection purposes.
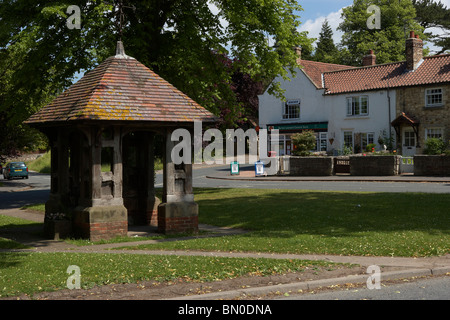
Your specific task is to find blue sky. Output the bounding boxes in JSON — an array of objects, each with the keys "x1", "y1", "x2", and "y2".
[{"x1": 297, "y1": 0, "x2": 450, "y2": 54}]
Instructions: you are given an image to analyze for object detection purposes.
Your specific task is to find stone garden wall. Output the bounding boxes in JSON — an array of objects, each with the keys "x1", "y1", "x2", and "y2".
[
  {"x1": 414, "y1": 155, "x2": 450, "y2": 176},
  {"x1": 349, "y1": 155, "x2": 401, "y2": 176},
  {"x1": 289, "y1": 157, "x2": 334, "y2": 176}
]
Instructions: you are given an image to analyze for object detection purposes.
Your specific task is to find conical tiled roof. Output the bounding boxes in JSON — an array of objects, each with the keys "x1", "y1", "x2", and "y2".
[{"x1": 26, "y1": 42, "x2": 217, "y2": 125}]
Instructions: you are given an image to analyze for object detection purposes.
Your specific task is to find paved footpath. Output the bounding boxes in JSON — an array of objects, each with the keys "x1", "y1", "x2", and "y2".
[{"x1": 1, "y1": 207, "x2": 449, "y2": 300}]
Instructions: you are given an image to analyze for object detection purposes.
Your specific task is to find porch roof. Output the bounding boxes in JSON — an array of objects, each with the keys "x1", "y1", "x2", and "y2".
[{"x1": 391, "y1": 112, "x2": 420, "y2": 127}]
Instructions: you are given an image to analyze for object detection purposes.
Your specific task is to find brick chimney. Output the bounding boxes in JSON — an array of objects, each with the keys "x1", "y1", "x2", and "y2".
[
  {"x1": 405, "y1": 31, "x2": 423, "y2": 71},
  {"x1": 362, "y1": 50, "x2": 376, "y2": 66},
  {"x1": 294, "y1": 46, "x2": 302, "y2": 64}
]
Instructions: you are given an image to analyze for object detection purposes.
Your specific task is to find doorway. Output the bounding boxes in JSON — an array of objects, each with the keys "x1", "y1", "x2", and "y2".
[{"x1": 402, "y1": 128, "x2": 416, "y2": 156}]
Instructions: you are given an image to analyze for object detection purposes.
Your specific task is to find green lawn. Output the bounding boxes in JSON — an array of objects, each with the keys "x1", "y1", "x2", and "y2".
[
  {"x1": 126, "y1": 188, "x2": 450, "y2": 257},
  {"x1": 0, "y1": 215, "x2": 40, "y2": 249},
  {"x1": 26, "y1": 152, "x2": 51, "y2": 174},
  {"x1": 0, "y1": 252, "x2": 340, "y2": 297},
  {"x1": 1, "y1": 188, "x2": 449, "y2": 297}
]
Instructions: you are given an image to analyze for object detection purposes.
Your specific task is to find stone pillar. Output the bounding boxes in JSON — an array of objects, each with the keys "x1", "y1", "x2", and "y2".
[
  {"x1": 73, "y1": 126, "x2": 127, "y2": 241},
  {"x1": 44, "y1": 128, "x2": 72, "y2": 239},
  {"x1": 158, "y1": 129, "x2": 198, "y2": 234},
  {"x1": 45, "y1": 128, "x2": 70, "y2": 214}
]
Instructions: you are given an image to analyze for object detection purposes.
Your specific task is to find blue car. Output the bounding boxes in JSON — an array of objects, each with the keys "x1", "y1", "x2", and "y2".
[{"x1": 3, "y1": 162, "x2": 29, "y2": 180}]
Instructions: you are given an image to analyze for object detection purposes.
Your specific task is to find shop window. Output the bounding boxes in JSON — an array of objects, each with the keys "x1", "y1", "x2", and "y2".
[{"x1": 318, "y1": 133, "x2": 327, "y2": 151}]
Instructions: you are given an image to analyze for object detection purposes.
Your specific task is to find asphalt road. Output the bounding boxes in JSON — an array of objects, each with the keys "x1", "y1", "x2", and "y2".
[
  {"x1": 1, "y1": 164, "x2": 450, "y2": 211},
  {"x1": 186, "y1": 164, "x2": 450, "y2": 193},
  {"x1": 0, "y1": 172, "x2": 50, "y2": 209},
  {"x1": 281, "y1": 276, "x2": 450, "y2": 300}
]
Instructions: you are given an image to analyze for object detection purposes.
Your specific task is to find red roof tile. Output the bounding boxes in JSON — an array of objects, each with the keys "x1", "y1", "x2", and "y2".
[
  {"x1": 298, "y1": 60, "x2": 353, "y2": 89},
  {"x1": 26, "y1": 46, "x2": 217, "y2": 125},
  {"x1": 323, "y1": 54, "x2": 450, "y2": 94}
]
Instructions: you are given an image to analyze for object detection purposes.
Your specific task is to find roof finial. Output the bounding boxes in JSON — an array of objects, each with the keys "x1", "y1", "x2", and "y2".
[
  {"x1": 116, "y1": 40, "x2": 125, "y2": 56},
  {"x1": 111, "y1": 0, "x2": 136, "y2": 42}
]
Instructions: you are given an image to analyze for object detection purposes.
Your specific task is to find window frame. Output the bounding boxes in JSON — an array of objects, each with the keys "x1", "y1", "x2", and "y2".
[
  {"x1": 283, "y1": 99, "x2": 301, "y2": 120},
  {"x1": 425, "y1": 127, "x2": 444, "y2": 140},
  {"x1": 425, "y1": 88, "x2": 443, "y2": 108},
  {"x1": 346, "y1": 96, "x2": 369, "y2": 117},
  {"x1": 343, "y1": 131, "x2": 354, "y2": 150},
  {"x1": 361, "y1": 132, "x2": 375, "y2": 150}
]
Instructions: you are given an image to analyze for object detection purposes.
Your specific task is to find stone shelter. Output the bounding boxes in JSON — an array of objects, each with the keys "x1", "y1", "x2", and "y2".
[{"x1": 26, "y1": 42, "x2": 217, "y2": 241}]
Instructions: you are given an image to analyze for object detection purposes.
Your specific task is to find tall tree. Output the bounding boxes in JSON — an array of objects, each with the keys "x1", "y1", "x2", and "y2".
[
  {"x1": 313, "y1": 19, "x2": 339, "y2": 63},
  {"x1": 413, "y1": 0, "x2": 450, "y2": 54},
  {"x1": 338, "y1": 0, "x2": 425, "y2": 66},
  {"x1": 0, "y1": 0, "x2": 312, "y2": 155}
]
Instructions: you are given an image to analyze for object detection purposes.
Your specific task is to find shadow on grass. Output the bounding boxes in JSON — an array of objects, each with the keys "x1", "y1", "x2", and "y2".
[{"x1": 193, "y1": 188, "x2": 450, "y2": 238}]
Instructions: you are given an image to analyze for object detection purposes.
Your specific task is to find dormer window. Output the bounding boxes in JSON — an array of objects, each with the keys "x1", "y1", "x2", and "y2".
[{"x1": 283, "y1": 100, "x2": 300, "y2": 119}]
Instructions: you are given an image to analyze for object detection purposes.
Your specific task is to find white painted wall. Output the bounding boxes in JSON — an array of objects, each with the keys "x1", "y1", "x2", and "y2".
[
  {"x1": 258, "y1": 69, "x2": 327, "y2": 129},
  {"x1": 327, "y1": 90, "x2": 397, "y2": 153},
  {"x1": 258, "y1": 68, "x2": 397, "y2": 154}
]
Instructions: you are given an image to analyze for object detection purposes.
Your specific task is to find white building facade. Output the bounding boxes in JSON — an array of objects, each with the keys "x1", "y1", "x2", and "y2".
[{"x1": 258, "y1": 60, "x2": 397, "y2": 156}]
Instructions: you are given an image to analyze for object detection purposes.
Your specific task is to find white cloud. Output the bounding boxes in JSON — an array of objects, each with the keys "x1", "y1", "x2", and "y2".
[
  {"x1": 436, "y1": 0, "x2": 450, "y2": 7},
  {"x1": 299, "y1": 1, "x2": 450, "y2": 53},
  {"x1": 298, "y1": 9, "x2": 345, "y2": 46}
]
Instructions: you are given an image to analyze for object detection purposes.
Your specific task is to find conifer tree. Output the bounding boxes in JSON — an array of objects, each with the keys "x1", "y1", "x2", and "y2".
[{"x1": 314, "y1": 19, "x2": 339, "y2": 64}]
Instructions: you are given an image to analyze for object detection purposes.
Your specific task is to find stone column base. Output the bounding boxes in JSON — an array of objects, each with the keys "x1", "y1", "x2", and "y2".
[
  {"x1": 73, "y1": 205, "x2": 128, "y2": 241},
  {"x1": 157, "y1": 202, "x2": 198, "y2": 234}
]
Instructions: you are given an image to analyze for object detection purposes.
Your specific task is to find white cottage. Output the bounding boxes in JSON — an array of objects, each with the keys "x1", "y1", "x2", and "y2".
[
  {"x1": 259, "y1": 49, "x2": 397, "y2": 155},
  {"x1": 260, "y1": 32, "x2": 450, "y2": 157},
  {"x1": 258, "y1": 56, "x2": 352, "y2": 155}
]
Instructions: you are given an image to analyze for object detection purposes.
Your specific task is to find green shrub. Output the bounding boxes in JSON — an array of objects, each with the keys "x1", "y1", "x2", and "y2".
[
  {"x1": 424, "y1": 138, "x2": 447, "y2": 155},
  {"x1": 292, "y1": 130, "x2": 316, "y2": 156},
  {"x1": 365, "y1": 143, "x2": 376, "y2": 152}
]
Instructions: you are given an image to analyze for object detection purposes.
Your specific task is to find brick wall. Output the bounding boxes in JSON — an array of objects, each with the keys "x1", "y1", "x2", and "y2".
[
  {"x1": 72, "y1": 205, "x2": 128, "y2": 241},
  {"x1": 158, "y1": 215, "x2": 199, "y2": 234}
]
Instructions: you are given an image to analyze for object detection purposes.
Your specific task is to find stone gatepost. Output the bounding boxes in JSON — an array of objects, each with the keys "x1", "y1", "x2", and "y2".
[{"x1": 158, "y1": 129, "x2": 198, "y2": 234}]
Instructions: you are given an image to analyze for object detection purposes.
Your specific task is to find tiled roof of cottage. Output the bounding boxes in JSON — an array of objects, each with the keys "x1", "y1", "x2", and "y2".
[
  {"x1": 298, "y1": 60, "x2": 353, "y2": 89},
  {"x1": 323, "y1": 54, "x2": 450, "y2": 95},
  {"x1": 26, "y1": 42, "x2": 217, "y2": 125}
]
